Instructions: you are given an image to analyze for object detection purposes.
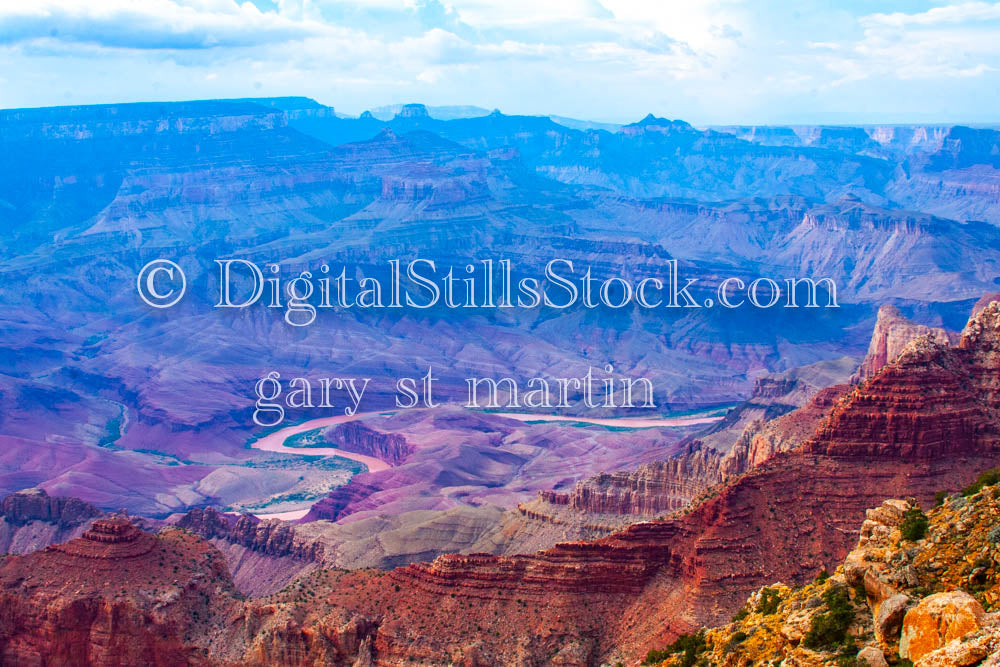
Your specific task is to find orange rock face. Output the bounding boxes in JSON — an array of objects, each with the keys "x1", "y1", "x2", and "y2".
[{"x1": 899, "y1": 591, "x2": 987, "y2": 662}]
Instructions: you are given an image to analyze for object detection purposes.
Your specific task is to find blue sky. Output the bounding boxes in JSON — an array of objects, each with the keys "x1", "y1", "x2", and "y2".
[{"x1": 1, "y1": 0, "x2": 998, "y2": 124}]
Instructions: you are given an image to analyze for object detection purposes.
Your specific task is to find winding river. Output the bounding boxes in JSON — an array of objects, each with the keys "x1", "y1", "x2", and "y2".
[
  {"x1": 248, "y1": 409, "x2": 723, "y2": 520},
  {"x1": 251, "y1": 413, "x2": 391, "y2": 472}
]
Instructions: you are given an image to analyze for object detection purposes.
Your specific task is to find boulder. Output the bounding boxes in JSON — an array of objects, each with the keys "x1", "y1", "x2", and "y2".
[
  {"x1": 857, "y1": 645, "x2": 889, "y2": 667},
  {"x1": 875, "y1": 593, "x2": 910, "y2": 645},
  {"x1": 780, "y1": 607, "x2": 816, "y2": 642},
  {"x1": 911, "y1": 629, "x2": 996, "y2": 667},
  {"x1": 900, "y1": 591, "x2": 986, "y2": 662}
]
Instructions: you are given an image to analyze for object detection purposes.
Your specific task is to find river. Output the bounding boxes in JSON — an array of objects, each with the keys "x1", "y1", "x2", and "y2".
[{"x1": 248, "y1": 409, "x2": 723, "y2": 520}]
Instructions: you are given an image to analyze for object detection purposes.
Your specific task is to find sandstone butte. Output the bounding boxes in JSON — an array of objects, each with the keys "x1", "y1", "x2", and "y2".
[{"x1": 2, "y1": 301, "x2": 1000, "y2": 665}]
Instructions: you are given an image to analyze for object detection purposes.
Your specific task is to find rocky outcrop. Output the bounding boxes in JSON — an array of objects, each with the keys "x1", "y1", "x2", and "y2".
[
  {"x1": 647, "y1": 469, "x2": 1000, "y2": 666},
  {"x1": 176, "y1": 506, "x2": 325, "y2": 562},
  {"x1": 322, "y1": 421, "x2": 413, "y2": 466},
  {"x1": 0, "y1": 488, "x2": 103, "y2": 555},
  {"x1": 51, "y1": 516, "x2": 156, "y2": 559},
  {"x1": 875, "y1": 593, "x2": 910, "y2": 647},
  {"x1": 973, "y1": 292, "x2": 1000, "y2": 317},
  {"x1": 806, "y1": 338, "x2": 997, "y2": 461},
  {"x1": 900, "y1": 591, "x2": 987, "y2": 662},
  {"x1": 394, "y1": 103, "x2": 430, "y2": 120},
  {"x1": 852, "y1": 305, "x2": 958, "y2": 384},
  {"x1": 0, "y1": 518, "x2": 259, "y2": 665},
  {"x1": 0, "y1": 487, "x2": 102, "y2": 527},
  {"x1": 541, "y1": 444, "x2": 724, "y2": 516}
]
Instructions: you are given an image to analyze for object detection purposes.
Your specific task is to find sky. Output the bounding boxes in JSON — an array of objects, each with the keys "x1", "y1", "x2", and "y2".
[{"x1": 0, "y1": 0, "x2": 998, "y2": 124}]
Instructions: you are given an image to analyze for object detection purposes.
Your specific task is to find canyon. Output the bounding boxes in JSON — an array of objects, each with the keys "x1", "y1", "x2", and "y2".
[
  {"x1": 3, "y1": 98, "x2": 1000, "y2": 664},
  {"x1": 2, "y1": 299, "x2": 999, "y2": 664},
  {"x1": 1, "y1": 98, "x2": 995, "y2": 516}
]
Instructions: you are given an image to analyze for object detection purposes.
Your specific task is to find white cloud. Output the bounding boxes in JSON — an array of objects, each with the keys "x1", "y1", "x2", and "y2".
[
  {"x1": 0, "y1": 0, "x2": 331, "y2": 49},
  {"x1": 448, "y1": 0, "x2": 613, "y2": 28},
  {"x1": 863, "y1": 2, "x2": 1000, "y2": 28},
  {"x1": 825, "y1": 3, "x2": 1000, "y2": 82},
  {"x1": 0, "y1": 1, "x2": 998, "y2": 123}
]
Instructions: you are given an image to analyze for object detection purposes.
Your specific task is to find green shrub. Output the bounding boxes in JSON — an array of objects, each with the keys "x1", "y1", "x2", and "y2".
[
  {"x1": 963, "y1": 468, "x2": 1000, "y2": 497},
  {"x1": 731, "y1": 607, "x2": 748, "y2": 623},
  {"x1": 642, "y1": 649, "x2": 670, "y2": 665},
  {"x1": 756, "y1": 587, "x2": 781, "y2": 615},
  {"x1": 851, "y1": 579, "x2": 867, "y2": 602},
  {"x1": 815, "y1": 568, "x2": 830, "y2": 583},
  {"x1": 642, "y1": 630, "x2": 707, "y2": 666},
  {"x1": 934, "y1": 490, "x2": 948, "y2": 506},
  {"x1": 900, "y1": 507, "x2": 928, "y2": 541},
  {"x1": 802, "y1": 587, "x2": 855, "y2": 650}
]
